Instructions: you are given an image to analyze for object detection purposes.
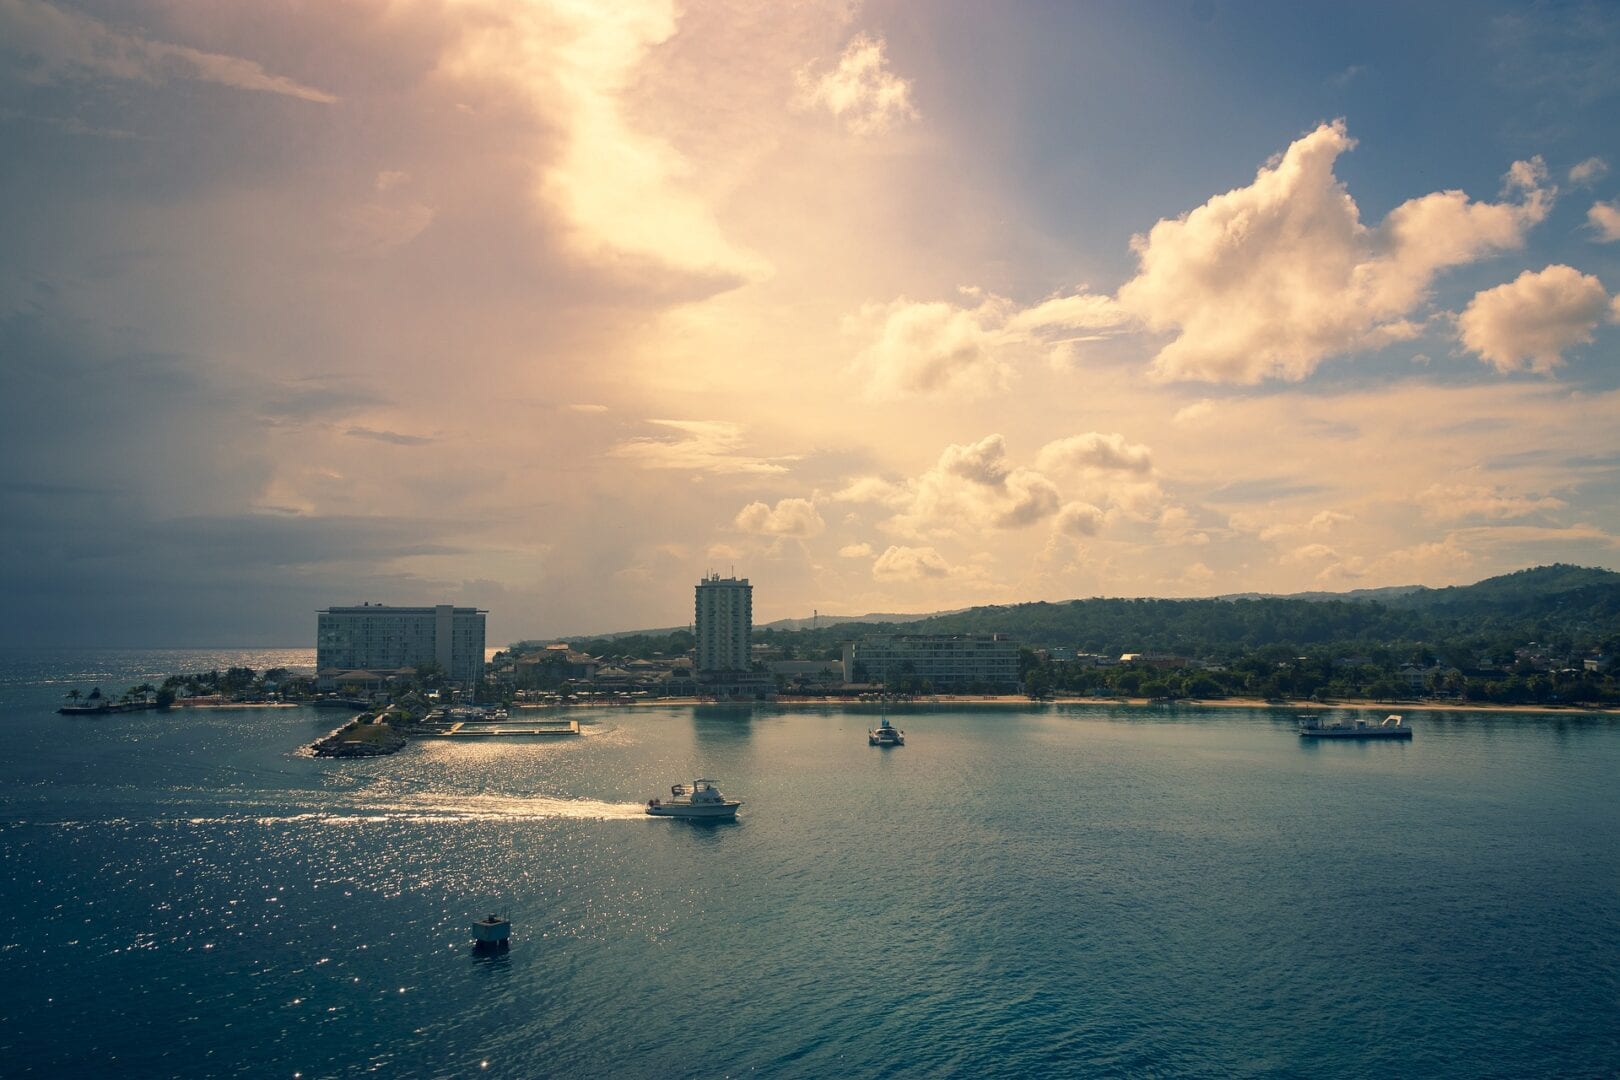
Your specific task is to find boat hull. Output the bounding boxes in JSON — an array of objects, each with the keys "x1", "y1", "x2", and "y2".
[
  {"x1": 645, "y1": 802, "x2": 741, "y2": 819},
  {"x1": 1299, "y1": 728, "x2": 1412, "y2": 739}
]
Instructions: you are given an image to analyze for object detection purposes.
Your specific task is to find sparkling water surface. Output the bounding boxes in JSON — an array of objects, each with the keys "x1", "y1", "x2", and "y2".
[{"x1": 2, "y1": 650, "x2": 1617, "y2": 1078}]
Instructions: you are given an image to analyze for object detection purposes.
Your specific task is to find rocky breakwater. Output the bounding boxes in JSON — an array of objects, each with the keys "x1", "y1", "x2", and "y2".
[{"x1": 310, "y1": 713, "x2": 407, "y2": 758}]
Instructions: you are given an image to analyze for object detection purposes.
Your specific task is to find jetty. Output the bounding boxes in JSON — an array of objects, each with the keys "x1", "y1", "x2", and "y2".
[
  {"x1": 310, "y1": 715, "x2": 407, "y2": 757},
  {"x1": 436, "y1": 719, "x2": 580, "y2": 738}
]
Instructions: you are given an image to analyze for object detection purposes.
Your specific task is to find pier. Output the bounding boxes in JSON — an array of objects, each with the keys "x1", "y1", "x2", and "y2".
[{"x1": 437, "y1": 719, "x2": 580, "y2": 738}]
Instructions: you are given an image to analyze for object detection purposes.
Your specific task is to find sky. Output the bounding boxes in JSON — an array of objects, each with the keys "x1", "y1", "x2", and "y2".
[{"x1": 2, "y1": 0, "x2": 1619, "y2": 647}]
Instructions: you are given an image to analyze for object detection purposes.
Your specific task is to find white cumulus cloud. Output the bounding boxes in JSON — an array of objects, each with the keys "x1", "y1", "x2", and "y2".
[
  {"x1": 1589, "y1": 200, "x2": 1620, "y2": 242},
  {"x1": 1457, "y1": 264, "x2": 1611, "y2": 374},
  {"x1": 872, "y1": 544, "x2": 951, "y2": 582},
  {"x1": 733, "y1": 497, "x2": 825, "y2": 538},
  {"x1": 846, "y1": 287, "x2": 1127, "y2": 400},
  {"x1": 1116, "y1": 121, "x2": 1551, "y2": 383},
  {"x1": 1035, "y1": 432, "x2": 1153, "y2": 475}
]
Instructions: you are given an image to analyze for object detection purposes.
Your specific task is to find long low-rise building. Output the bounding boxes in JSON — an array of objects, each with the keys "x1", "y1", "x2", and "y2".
[{"x1": 843, "y1": 633, "x2": 1020, "y2": 691}]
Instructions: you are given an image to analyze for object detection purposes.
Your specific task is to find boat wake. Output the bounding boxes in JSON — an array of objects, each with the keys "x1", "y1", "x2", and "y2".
[
  {"x1": 337, "y1": 792, "x2": 650, "y2": 822},
  {"x1": 9, "y1": 794, "x2": 652, "y2": 829}
]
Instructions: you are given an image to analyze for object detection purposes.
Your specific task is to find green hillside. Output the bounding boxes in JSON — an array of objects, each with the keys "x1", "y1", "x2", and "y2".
[{"x1": 751, "y1": 564, "x2": 1620, "y2": 661}]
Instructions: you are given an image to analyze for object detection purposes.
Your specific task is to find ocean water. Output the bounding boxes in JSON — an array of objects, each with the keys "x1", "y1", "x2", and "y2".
[{"x1": 1, "y1": 650, "x2": 1617, "y2": 1078}]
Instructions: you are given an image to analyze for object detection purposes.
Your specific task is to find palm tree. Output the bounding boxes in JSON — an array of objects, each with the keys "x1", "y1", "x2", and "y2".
[{"x1": 65, "y1": 689, "x2": 82, "y2": 703}]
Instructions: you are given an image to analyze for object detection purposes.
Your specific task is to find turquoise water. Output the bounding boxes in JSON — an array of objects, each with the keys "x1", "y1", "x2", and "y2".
[{"x1": 2, "y1": 650, "x2": 1618, "y2": 1077}]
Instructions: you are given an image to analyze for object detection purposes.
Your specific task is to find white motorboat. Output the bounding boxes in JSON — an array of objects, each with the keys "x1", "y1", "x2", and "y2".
[
  {"x1": 868, "y1": 716, "x2": 904, "y2": 746},
  {"x1": 646, "y1": 779, "x2": 742, "y2": 819}
]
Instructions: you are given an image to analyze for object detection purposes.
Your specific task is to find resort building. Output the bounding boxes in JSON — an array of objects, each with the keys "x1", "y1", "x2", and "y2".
[
  {"x1": 843, "y1": 633, "x2": 1020, "y2": 691},
  {"x1": 316, "y1": 604, "x2": 487, "y2": 688},
  {"x1": 695, "y1": 573, "x2": 752, "y2": 672}
]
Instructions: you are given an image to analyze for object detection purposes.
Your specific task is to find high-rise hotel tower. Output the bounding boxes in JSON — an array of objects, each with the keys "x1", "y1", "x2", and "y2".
[{"x1": 695, "y1": 573, "x2": 752, "y2": 672}]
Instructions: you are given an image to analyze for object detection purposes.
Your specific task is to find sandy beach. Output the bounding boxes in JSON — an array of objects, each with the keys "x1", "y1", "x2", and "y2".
[{"x1": 519, "y1": 695, "x2": 1620, "y2": 717}]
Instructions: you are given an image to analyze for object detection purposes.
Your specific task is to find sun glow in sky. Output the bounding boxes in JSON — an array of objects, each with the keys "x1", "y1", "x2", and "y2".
[{"x1": 2, "y1": 0, "x2": 1619, "y2": 645}]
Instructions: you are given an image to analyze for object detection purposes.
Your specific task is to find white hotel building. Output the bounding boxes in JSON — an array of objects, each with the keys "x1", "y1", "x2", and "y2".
[
  {"x1": 695, "y1": 574, "x2": 752, "y2": 673},
  {"x1": 316, "y1": 604, "x2": 487, "y2": 688}
]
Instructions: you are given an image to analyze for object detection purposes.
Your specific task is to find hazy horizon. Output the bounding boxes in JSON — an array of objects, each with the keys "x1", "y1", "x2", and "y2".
[{"x1": 4, "y1": 2, "x2": 1618, "y2": 648}]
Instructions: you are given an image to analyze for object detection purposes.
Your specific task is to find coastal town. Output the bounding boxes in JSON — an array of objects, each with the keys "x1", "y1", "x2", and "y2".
[{"x1": 58, "y1": 567, "x2": 1620, "y2": 752}]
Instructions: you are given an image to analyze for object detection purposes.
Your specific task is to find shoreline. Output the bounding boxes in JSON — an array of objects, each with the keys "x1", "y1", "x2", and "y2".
[{"x1": 517, "y1": 695, "x2": 1620, "y2": 717}]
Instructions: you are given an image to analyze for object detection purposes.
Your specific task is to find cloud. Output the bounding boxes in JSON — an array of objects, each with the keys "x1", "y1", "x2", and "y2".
[
  {"x1": 1255, "y1": 509, "x2": 1352, "y2": 541},
  {"x1": 733, "y1": 497, "x2": 826, "y2": 538},
  {"x1": 334, "y1": 199, "x2": 435, "y2": 258},
  {"x1": 0, "y1": 0, "x2": 336, "y2": 103},
  {"x1": 872, "y1": 544, "x2": 951, "y2": 582},
  {"x1": 1156, "y1": 505, "x2": 1209, "y2": 545},
  {"x1": 344, "y1": 426, "x2": 434, "y2": 447},
  {"x1": 838, "y1": 542, "x2": 873, "y2": 558},
  {"x1": 1457, "y1": 264, "x2": 1611, "y2": 374},
  {"x1": 832, "y1": 475, "x2": 910, "y2": 506},
  {"x1": 1589, "y1": 200, "x2": 1620, "y2": 242},
  {"x1": 438, "y1": 0, "x2": 766, "y2": 283},
  {"x1": 847, "y1": 293, "x2": 1012, "y2": 399},
  {"x1": 1116, "y1": 121, "x2": 1551, "y2": 383},
  {"x1": 1418, "y1": 483, "x2": 1567, "y2": 521},
  {"x1": 1055, "y1": 502, "x2": 1105, "y2": 537},
  {"x1": 608, "y1": 419, "x2": 792, "y2": 474},
  {"x1": 846, "y1": 286, "x2": 1127, "y2": 399},
  {"x1": 878, "y1": 435, "x2": 1068, "y2": 537},
  {"x1": 1035, "y1": 432, "x2": 1153, "y2": 475},
  {"x1": 567, "y1": 403, "x2": 609, "y2": 414},
  {"x1": 941, "y1": 434, "x2": 1013, "y2": 485},
  {"x1": 1172, "y1": 400, "x2": 1214, "y2": 425},
  {"x1": 845, "y1": 433, "x2": 1176, "y2": 549},
  {"x1": 1283, "y1": 542, "x2": 1339, "y2": 565},
  {"x1": 1569, "y1": 157, "x2": 1608, "y2": 185},
  {"x1": 794, "y1": 33, "x2": 919, "y2": 135}
]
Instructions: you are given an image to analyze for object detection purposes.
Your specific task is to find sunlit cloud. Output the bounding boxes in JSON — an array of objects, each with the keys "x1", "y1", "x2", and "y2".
[
  {"x1": 1457, "y1": 264, "x2": 1612, "y2": 374},
  {"x1": 734, "y1": 497, "x2": 826, "y2": 538},
  {"x1": 1418, "y1": 483, "x2": 1567, "y2": 521},
  {"x1": 1035, "y1": 432, "x2": 1153, "y2": 475},
  {"x1": 438, "y1": 0, "x2": 766, "y2": 283},
  {"x1": 872, "y1": 544, "x2": 951, "y2": 582},
  {"x1": 847, "y1": 287, "x2": 1127, "y2": 399},
  {"x1": 1589, "y1": 200, "x2": 1620, "y2": 242},
  {"x1": 1118, "y1": 121, "x2": 1551, "y2": 383},
  {"x1": 607, "y1": 419, "x2": 792, "y2": 474},
  {"x1": 794, "y1": 32, "x2": 919, "y2": 135}
]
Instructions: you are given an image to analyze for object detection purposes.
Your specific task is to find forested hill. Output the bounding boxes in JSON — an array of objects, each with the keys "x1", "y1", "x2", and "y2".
[{"x1": 759, "y1": 564, "x2": 1620, "y2": 659}]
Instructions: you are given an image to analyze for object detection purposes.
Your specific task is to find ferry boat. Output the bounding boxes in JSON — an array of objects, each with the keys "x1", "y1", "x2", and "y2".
[
  {"x1": 1297, "y1": 713, "x2": 1413, "y2": 739},
  {"x1": 868, "y1": 716, "x2": 904, "y2": 746},
  {"x1": 646, "y1": 779, "x2": 742, "y2": 819}
]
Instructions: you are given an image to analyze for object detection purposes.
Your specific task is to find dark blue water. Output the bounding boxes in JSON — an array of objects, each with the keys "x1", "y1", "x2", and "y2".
[{"x1": 2, "y1": 650, "x2": 1618, "y2": 1078}]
